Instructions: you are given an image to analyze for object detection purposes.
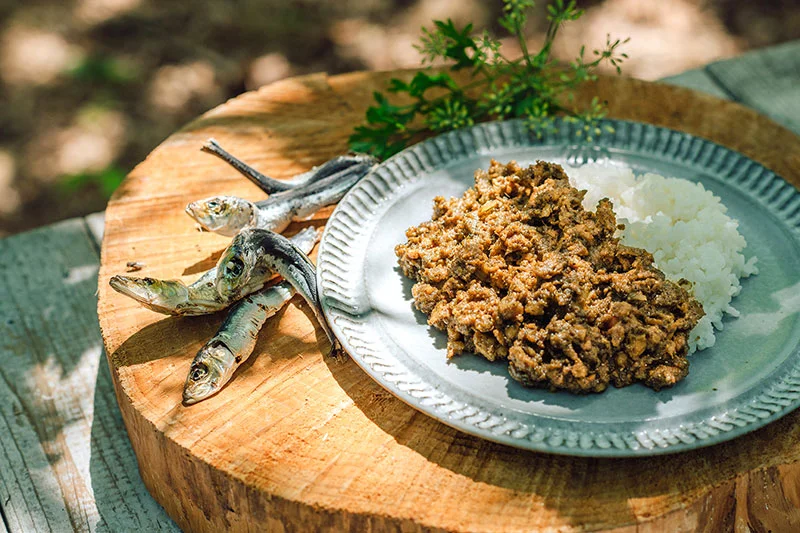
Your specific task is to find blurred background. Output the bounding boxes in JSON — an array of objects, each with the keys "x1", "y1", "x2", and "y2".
[{"x1": 1, "y1": 0, "x2": 798, "y2": 236}]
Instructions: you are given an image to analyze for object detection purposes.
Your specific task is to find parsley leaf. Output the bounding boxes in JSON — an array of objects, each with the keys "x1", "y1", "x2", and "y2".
[{"x1": 350, "y1": 0, "x2": 629, "y2": 159}]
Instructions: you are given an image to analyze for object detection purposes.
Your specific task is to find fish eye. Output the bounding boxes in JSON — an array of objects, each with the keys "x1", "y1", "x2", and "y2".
[
  {"x1": 190, "y1": 363, "x2": 208, "y2": 381},
  {"x1": 224, "y1": 257, "x2": 244, "y2": 278},
  {"x1": 208, "y1": 200, "x2": 221, "y2": 213}
]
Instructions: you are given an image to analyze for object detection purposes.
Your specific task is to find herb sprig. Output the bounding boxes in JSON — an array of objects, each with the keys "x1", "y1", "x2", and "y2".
[{"x1": 349, "y1": 0, "x2": 629, "y2": 160}]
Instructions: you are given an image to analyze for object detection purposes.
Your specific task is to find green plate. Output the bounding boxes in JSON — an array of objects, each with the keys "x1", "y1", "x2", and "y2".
[{"x1": 317, "y1": 119, "x2": 800, "y2": 457}]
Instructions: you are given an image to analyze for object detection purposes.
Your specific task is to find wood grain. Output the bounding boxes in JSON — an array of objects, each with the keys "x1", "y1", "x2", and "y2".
[
  {"x1": 97, "y1": 71, "x2": 800, "y2": 532},
  {"x1": 0, "y1": 219, "x2": 177, "y2": 532}
]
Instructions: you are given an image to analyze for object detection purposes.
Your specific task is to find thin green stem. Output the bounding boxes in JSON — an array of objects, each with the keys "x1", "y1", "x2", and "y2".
[
  {"x1": 516, "y1": 22, "x2": 534, "y2": 70},
  {"x1": 539, "y1": 18, "x2": 560, "y2": 64}
]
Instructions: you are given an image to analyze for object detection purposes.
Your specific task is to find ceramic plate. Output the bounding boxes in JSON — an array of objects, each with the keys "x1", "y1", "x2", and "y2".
[{"x1": 317, "y1": 119, "x2": 800, "y2": 457}]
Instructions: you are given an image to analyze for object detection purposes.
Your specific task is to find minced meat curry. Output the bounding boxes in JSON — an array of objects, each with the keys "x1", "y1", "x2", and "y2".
[{"x1": 395, "y1": 160, "x2": 704, "y2": 393}]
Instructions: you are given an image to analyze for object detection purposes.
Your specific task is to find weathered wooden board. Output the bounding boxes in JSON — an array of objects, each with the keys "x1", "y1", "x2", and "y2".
[
  {"x1": 660, "y1": 68, "x2": 732, "y2": 100},
  {"x1": 96, "y1": 70, "x2": 800, "y2": 532},
  {"x1": 707, "y1": 40, "x2": 800, "y2": 133},
  {"x1": 0, "y1": 219, "x2": 177, "y2": 532}
]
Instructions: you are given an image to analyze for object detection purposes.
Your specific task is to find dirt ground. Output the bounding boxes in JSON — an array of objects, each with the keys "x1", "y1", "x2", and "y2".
[{"x1": 1, "y1": 0, "x2": 798, "y2": 236}]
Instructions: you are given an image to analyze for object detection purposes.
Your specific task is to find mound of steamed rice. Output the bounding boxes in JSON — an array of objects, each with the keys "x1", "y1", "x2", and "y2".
[{"x1": 565, "y1": 163, "x2": 758, "y2": 352}]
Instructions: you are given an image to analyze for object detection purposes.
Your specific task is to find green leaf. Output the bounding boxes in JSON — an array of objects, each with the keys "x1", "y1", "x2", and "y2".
[
  {"x1": 432, "y1": 19, "x2": 478, "y2": 69},
  {"x1": 406, "y1": 71, "x2": 459, "y2": 98},
  {"x1": 387, "y1": 79, "x2": 411, "y2": 93},
  {"x1": 364, "y1": 91, "x2": 415, "y2": 128}
]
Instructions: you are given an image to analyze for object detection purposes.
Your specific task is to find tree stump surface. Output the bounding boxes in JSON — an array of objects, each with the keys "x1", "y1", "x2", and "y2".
[{"x1": 97, "y1": 71, "x2": 800, "y2": 532}]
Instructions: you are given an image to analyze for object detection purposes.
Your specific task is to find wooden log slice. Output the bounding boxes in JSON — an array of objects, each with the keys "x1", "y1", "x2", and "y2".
[{"x1": 97, "y1": 71, "x2": 800, "y2": 532}]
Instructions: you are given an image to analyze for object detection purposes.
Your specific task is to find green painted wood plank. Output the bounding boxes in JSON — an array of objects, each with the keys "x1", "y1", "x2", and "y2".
[
  {"x1": 707, "y1": 41, "x2": 800, "y2": 134},
  {"x1": 660, "y1": 68, "x2": 732, "y2": 100},
  {"x1": 0, "y1": 219, "x2": 178, "y2": 532}
]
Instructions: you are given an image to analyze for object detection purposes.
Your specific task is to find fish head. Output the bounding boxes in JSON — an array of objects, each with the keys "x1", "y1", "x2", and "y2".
[
  {"x1": 185, "y1": 196, "x2": 255, "y2": 236},
  {"x1": 214, "y1": 234, "x2": 258, "y2": 299},
  {"x1": 109, "y1": 275, "x2": 190, "y2": 315},
  {"x1": 183, "y1": 341, "x2": 237, "y2": 405}
]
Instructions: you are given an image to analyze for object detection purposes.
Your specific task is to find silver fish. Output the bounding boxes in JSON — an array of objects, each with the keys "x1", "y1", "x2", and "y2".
[
  {"x1": 202, "y1": 138, "x2": 376, "y2": 194},
  {"x1": 109, "y1": 226, "x2": 319, "y2": 316},
  {"x1": 186, "y1": 159, "x2": 375, "y2": 236},
  {"x1": 185, "y1": 196, "x2": 255, "y2": 236},
  {"x1": 183, "y1": 281, "x2": 295, "y2": 405},
  {"x1": 215, "y1": 228, "x2": 338, "y2": 352}
]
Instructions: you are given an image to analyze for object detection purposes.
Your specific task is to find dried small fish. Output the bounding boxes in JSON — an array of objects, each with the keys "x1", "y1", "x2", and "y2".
[
  {"x1": 202, "y1": 138, "x2": 376, "y2": 194},
  {"x1": 183, "y1": 281, "x2": 295, "y2": 405},
  {"x1": 186, "y1": 158, "x2": 375, "y2": 236},
  {"x1": 109, "y1": 226, "x2": 320, "y2": 316},
  {"x1": 215, "y1": 228, "x2": 337, "y2": 352},
  {"x1": 185, "y1": 196, "x2": 255, "y2": 236}
]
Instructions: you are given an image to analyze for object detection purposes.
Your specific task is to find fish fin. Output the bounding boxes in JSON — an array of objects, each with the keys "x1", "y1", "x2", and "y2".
[{"x1": 202, "y1": 139, "x2": 293, "y2": 194}]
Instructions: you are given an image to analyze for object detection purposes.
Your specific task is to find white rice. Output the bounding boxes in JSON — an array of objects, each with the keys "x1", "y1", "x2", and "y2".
[{"x1": 564, "y1": 163, "x2": 758, "y2": 352}]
